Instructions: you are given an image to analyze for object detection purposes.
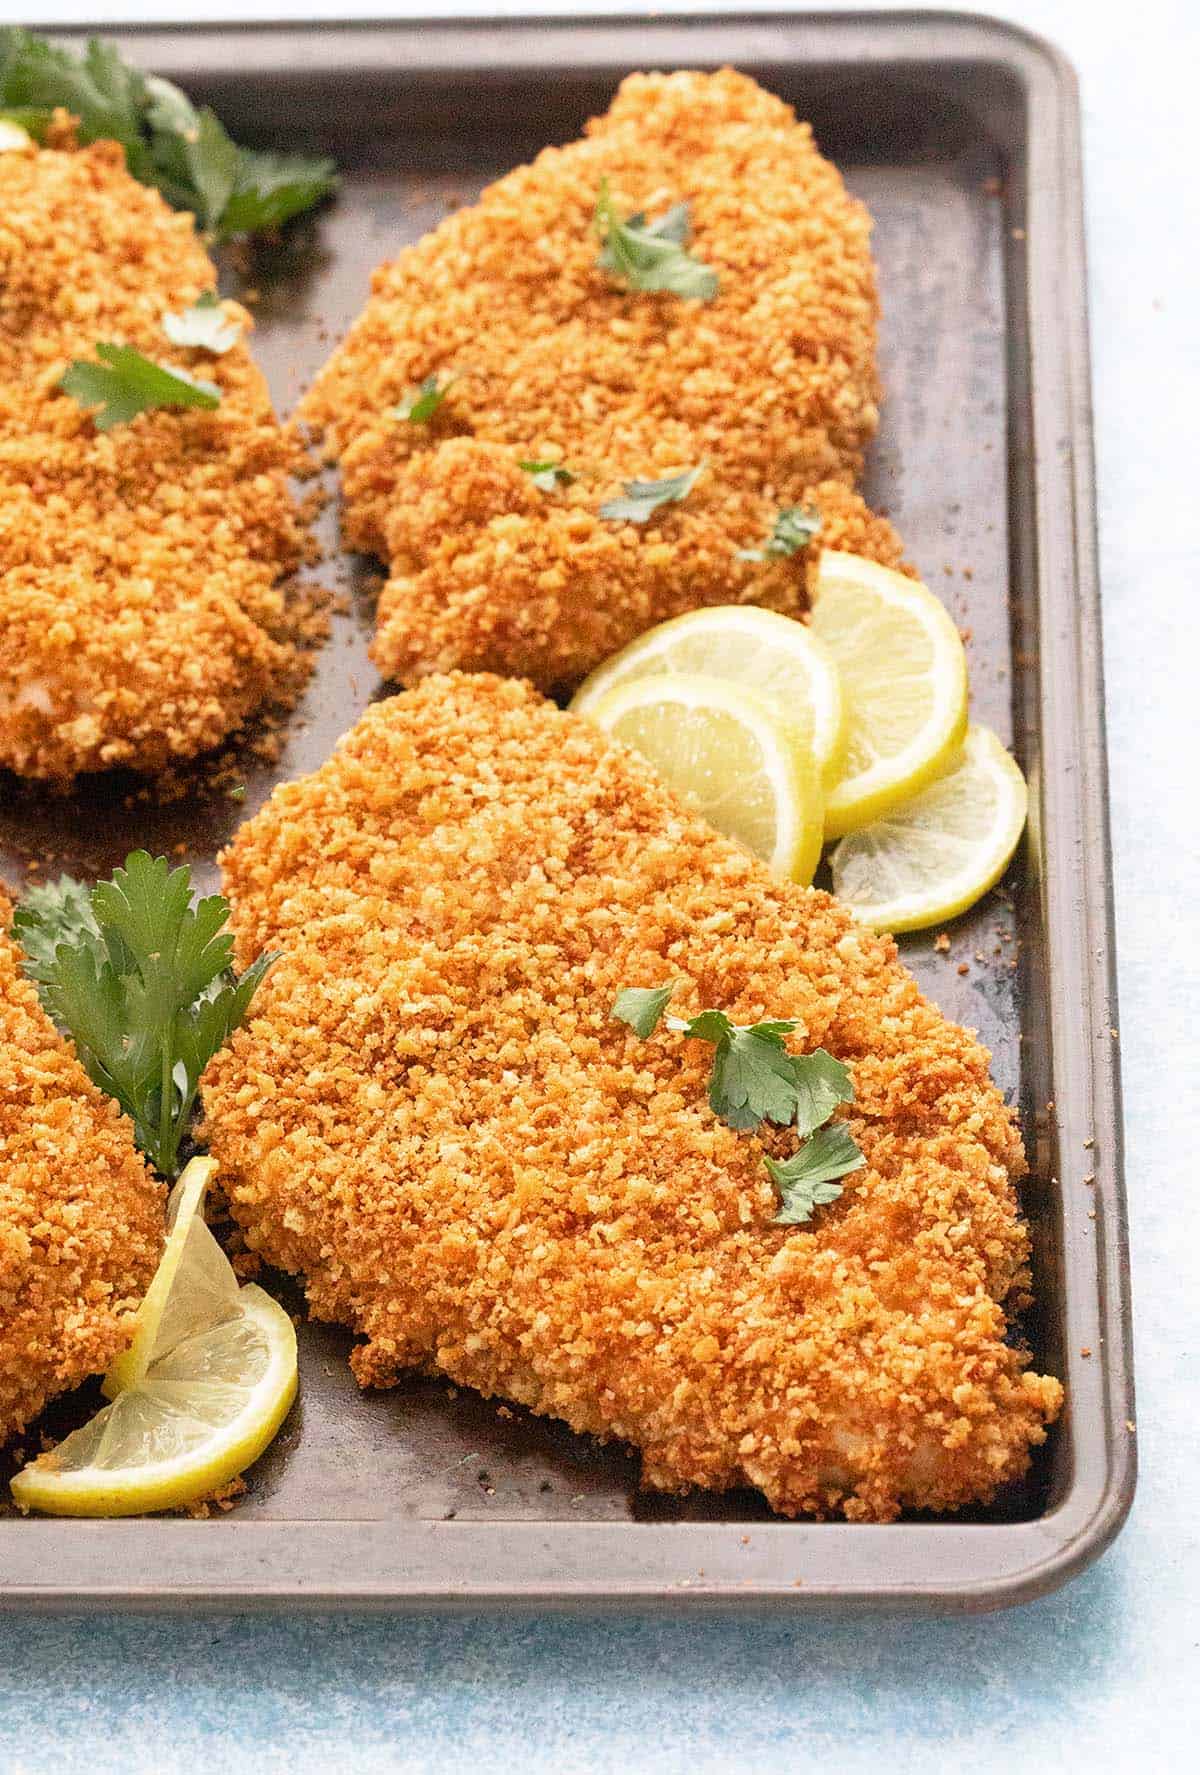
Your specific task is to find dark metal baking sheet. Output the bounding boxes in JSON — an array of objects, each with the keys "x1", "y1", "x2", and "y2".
[{"x1": 0, "y1": 11, "x2": 1134, "y2": 1612}]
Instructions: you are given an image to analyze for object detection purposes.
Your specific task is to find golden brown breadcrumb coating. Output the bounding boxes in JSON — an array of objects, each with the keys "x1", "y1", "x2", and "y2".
[
  {"x1": 0, "y1": 137, "x2": 306, "y2": 784},
  {"x1": 203, "y1": 674, "x2": 1062, "y2": 1521},
  {"x1": 0, "y1": 892, "x2": 163, "y2": 1444},
  {"x1": 299, "y1": 69, "x2": 908, "y2": 690}
]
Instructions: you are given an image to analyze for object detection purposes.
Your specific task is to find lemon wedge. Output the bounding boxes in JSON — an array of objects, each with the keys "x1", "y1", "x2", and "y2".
[
  {"x1": 103, "y1": 1156, "x2": 231, "y2": 1398},
  {"x1": 828, "y1": 724, "x2": 1028, "y2": 932},
  {"x1": 572, "y1": 604, "x2": 847, "y2": 785},
  {"x1": 809, "y1": 552, "x2": 969, "y2": 837},
  {"x1": 584, "y1": 671, "x2": 824, "y2": 882},
  {"x1": 11, "y1": 1159, "x2": 296, "y2": 1518}
]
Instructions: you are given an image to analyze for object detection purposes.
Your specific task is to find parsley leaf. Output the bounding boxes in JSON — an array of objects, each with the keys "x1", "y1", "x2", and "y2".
[
  {"x1": 612, "y1": 992, "x2": 805, "y2": 1130},
  {"x1": 140, "y1": 70, "x2": 200, "y2": 137},
  {"x1": 738, "y1": 506, "x2": 822, "y2": 563},
  {"x1": 611, "y1": 986, "x2": 864, "y2": 1225},
  {"x1": 143, "y1": 84, "x2": 338, "y2": 240},
  {"x1": 219, "y1": 147, "x2": 338, "y2": 238},
  {"x1": 519, "y1": 458, "x2": 576, "y2": 493},
  {"x1": 790, "y1": 1048, "x2": 855, "y2": 1138},
  {"x1": 594, "y1": 179, "x2": 718, "y2": 301},
  {"x1": 60, "y1": 344, "x2": 220, "y2": 431},
  {"x1": 183, "y1": 108, "x2": 241, "y2": 233},
  {"x1": 612, "y1": 982, "x2": 677, "y2": 1039},
  {"x1": 391, "y1": 373, "x2": 459, "y2": 424},
  {"x1": 11, "y1": 875, "x2": 102, "y2": 989},
  {"x1": 139, "y1": 79, "x2": 239, "y2": 227},
  {"x1": 0, "y1": 27, "x2": 336, "y2": 238},
  {"x1": 679, "y1": 1012, "x2": 806, "y2": 1132},
  {"x1": 12, "y1": 851, "x2": 275, "y2": 1178},
  {"x1": 765, "y1": 1123, "x2": 865, "y2": 1225},
  {"x1": 599, "y1": 464, "x2": 704, "y2": 524},
  {"x1": 162, "y1": 292, "x2": 241, "y2": 355}
]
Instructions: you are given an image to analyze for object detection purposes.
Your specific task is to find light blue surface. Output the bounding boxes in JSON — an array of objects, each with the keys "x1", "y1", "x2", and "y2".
[{"x1": 1, "y1": 1, "x2": 1197, "y2": 1768}]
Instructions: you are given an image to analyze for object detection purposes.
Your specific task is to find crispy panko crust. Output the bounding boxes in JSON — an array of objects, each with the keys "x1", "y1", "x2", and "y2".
[
  {"x1": 299, "y1": 69, "x2": 908, "y2": 690},
  {"x1": 203, "y1": 674, "x2": 1062, "y2": 1521},
  {"x1": 0, "y1": 138, "x2": 306, "y2": 784},
  {"x1": 0, "y1": 893, "x2": 163, "y2": 1444}
]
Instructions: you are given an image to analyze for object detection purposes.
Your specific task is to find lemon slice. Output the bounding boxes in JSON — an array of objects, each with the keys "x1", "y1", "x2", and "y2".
[
  {"x1": 829, "y1": 725, "x2": 1027, "y2": 932},
  {"x1": 572, "y1": 605, "x2": 847, "y2": 784},
  {"x1": 584, "y1": 672, "x2": 824, "y2": 882},
  {"x1": 11, "y1": 1160, "x2": 297, "y2": 1518},
  {"x1": 809, "y1": 552, "x2": 968, "y2": 837}
]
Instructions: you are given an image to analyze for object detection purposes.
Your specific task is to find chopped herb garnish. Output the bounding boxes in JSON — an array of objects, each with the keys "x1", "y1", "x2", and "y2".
[
  {"x1": 162, "y1": 292, "x2": 240, "y2": 355},
  {"x1": 612, "y1": 982, "x2": 863, "y2": 1222},
  {"x1": 671, "y1": 1006, "x2": 809, "y2": 1133},
  {"x1": 765, "y1": 1124, "x2": 865, "y2": 1225},
  {"x1": 594, "y1": 178, "x2": 718, "y2": 301},
  {"x1": 60, "y1": 344, "x2": 220, "y2": 431},
  {"x1": 599, "y1": 464, "x2": 704, "y2": 525},
  {"x1": 612, "y1": 983, "x2": 678, "y2": 1040},
  {"x1": 737, "y1": 506, "x2": 822, "y2": 563},
  {"x1": 391, "y1": 372, "x2": 459, "y2": 424},
  {"x1": 0, "y1": 27, "x2": 336, "y2": 238},
  {"x1": 519, "y1": 458, "x2": 576, "y2": 493},
  {"x1": 676, "y1": 1009, "x2": 804, "y2": 1131},
  {"x1": 11, "y1": 852, "x2": 275, "y2": 1178}
]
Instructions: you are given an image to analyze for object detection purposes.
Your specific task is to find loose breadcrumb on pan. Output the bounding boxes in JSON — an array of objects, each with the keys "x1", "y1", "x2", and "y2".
[
  {"x1": 299, "y1": 68, "x2": 910, "y2": 690},
  {"x1": 0, "y1": 136, "x2": 309, "y2": 785},
  {"x1": 0, "y1": 892, "x2": 163, "y2": 1445},
  {"x1": 202, "y1": 674, "x2": 1062, "y2": 1522}
]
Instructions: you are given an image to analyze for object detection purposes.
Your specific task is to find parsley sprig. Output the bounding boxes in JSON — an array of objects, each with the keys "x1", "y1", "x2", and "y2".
[
  {"x1": 0, "y1": 27, "x2": 336, "y2": 238},
  {"x1": 60, "y1": 344, "x2": 220, "y2": 431},
  {"x1": 599, "y1": 465, "x2": 704, "y2": 525},
  {"x1": 612, "y1": 983, "x2": 865, "y2": 1223},
  {"x1": 593, "y1": 179, "x2": 718, "y2": 301},
  {"x1": 11, "y1": 852, "x2": 274, "y2": 1178},
  {"x1": 738, "y1": 506, "x2": 822, "y2": 563}
]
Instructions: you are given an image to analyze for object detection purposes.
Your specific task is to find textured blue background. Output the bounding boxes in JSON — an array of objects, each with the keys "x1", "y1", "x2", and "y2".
[{"x1": 2, "y1": 2, "x2": 1196, "y2": 1767}]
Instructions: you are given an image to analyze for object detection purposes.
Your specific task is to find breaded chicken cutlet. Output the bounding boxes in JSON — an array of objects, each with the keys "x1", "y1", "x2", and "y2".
[
  {"x1": 202, "y1": 675, "x2": 1062, "y2": 1521},
  {"x1": 0, "y1": 135, "x2": 306, "y2": 785},
  {"x1": 0, "y1": 892, "x2": 162, "y2": 1444},
  {"x1": 300, "y1": 69, "x2": 908, "y2": 690}
]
